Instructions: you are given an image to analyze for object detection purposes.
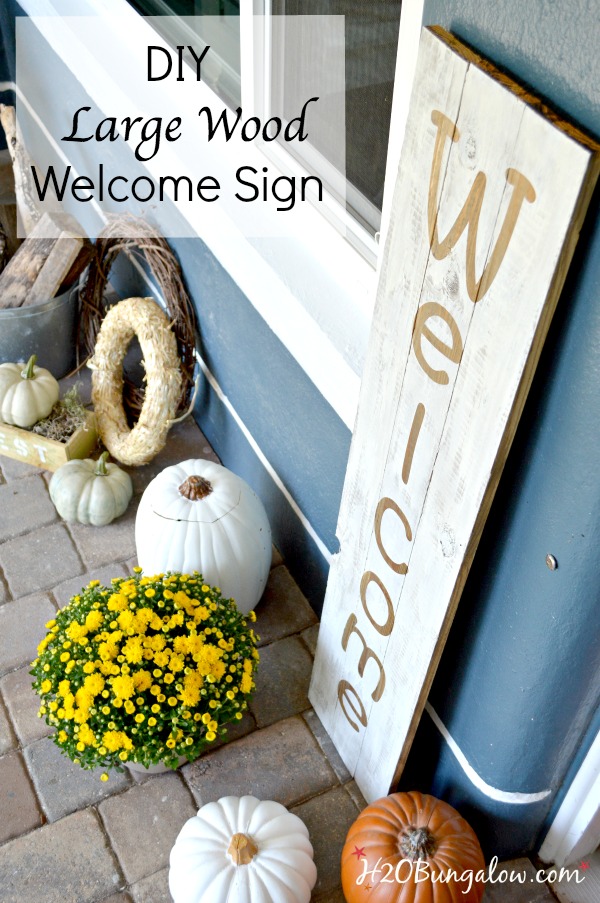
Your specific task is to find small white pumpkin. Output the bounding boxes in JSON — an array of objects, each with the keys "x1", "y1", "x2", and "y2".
[
  {"x1": 135, "y1": 460, "x2": 271, "y2": 614},
  {"x1": 49, "y1": 451, "x2": 133, "y2": 526},
  {"x1": 0, "y1": 354, "x2": 59, "y2": 428},
  {"x1": 169, "y1": 795, "x2": 317, "y2": 903}
]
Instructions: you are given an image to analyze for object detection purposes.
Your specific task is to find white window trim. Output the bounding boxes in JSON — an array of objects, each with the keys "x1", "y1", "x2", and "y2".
[
  {"x1": 17, "y1": 0, "x2": 424, "y2": 431},
  {"x1": 539, "y1": 729, "x2": 600, "y2": 867}
]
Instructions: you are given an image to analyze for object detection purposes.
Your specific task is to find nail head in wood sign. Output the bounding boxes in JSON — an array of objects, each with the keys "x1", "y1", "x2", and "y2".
[{"x1": 309, "y1": 26, "x2": 600, "y2": 803}]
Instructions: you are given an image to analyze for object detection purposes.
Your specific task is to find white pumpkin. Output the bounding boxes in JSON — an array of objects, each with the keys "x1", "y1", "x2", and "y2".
[
  {"x1": 135, "y1": 460, "x2": 271, "y2": 614},
  {"x1": 49, "y1": 451, "x2": 133, "y2": 526},
  {"x1": 169, "y1": 795, "x2": 317, "y2": 903},
  {"x1": 0, "y1": 354, "x2": 59, "y2": 428}
]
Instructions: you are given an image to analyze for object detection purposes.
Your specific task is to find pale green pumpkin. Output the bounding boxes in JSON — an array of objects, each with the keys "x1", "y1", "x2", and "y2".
[
  {"x1": 0, "y1": 354, "x2": 59, "y2": 428},
  {"x1": 50, "y1": 452, "x2": 133, "y2": 526}
]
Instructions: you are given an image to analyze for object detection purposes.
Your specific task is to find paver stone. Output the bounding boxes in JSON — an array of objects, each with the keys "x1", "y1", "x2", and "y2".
[
  {"x1": 25, "y1": 736, "x2": 131, "y2": 821},
  {"x1": 183, "y1": 716, "x2": 338, "y2": 808},
  {"x1": 0, "y1": 808, "x2": 122, "y2": 903},
  {"x1": 99, "y1": 772, "x2": 196, "y2": 886},
  {"x1": 0, "y1": 749, "x2": 43, "y2": 843},
  {"x1": 0, "y1": 592, "x2": 56, "y2": 677}
]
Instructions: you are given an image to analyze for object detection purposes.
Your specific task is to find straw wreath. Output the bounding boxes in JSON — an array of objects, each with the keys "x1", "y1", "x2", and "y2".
[
  {"x1": 80, "y1": 216, "x2": 197, "y2": 420},
  {"x1": 88, "y1": 297, "x2": 182, "y2": 466}
]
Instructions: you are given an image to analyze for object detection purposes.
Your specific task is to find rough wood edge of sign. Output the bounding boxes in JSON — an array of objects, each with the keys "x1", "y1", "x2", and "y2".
[
  {"x1": 385, "y1": 30, "x2": 600, "y2": 790},
  {"x1": 88, "y1": 296, "x2": 183, "y2": 467},
  {"x1": 428, "y1": 26, "x2": 600, "y2": 154},
  {"x1": 0, "y1": 411, "x2": 97, "y2": 471}
]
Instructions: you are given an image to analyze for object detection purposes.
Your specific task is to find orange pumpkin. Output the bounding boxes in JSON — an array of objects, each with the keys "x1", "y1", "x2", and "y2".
[{"x1": 341, "y1": 791, "x2": 485, "y2": 902}]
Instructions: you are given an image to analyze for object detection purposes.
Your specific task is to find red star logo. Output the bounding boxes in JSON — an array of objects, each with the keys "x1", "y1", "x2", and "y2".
[
  {"x1": 352, "y1": 845, "x2": 366, "y2": 859},
  {"x1": 580, "y1": 860, "x2": 590, "y2": 870},
  {"x1": 364, "y1": 883, "x2": 372, "y2": 892}
]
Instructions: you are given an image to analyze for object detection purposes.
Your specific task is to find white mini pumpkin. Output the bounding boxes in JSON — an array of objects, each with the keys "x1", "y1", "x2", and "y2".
[
  {"x1": 49, "y1": 451, "x2": 133, "y2": 526},
  {"x1": 0, "y1": 354, "x2": 59, "y2": 428},
  {"x1": 169, "y1": 795, "x2": 317, "y2": 903},
  {"x1": 135, "y1": 460, "x2": 271, "y2": 614}
]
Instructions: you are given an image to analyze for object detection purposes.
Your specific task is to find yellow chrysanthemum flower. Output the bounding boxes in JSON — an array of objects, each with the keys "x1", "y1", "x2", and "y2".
[
  {"x1": 240, "y1": 672, "x2": 253, "y2": 694},
  {"x1": 123, "y1": 636, "x2": 144, "y2": 664},
  {"x1": 85, "y1": 610, "x2": 104, "y2": 631},
  {"x1": 110, "y1": 674, "x2": 135, "y2": 699},
  {"x1": 107, "y1": 593, "x2": 128, "y2": 611},
  {"x1": 133, "y1": 670, "x2": 153, "y2": 692},
  {"x1": 117, "y1": 610, "x2": 134, "y2": 631},
  {"x1": 103, "y1": 730, "x2": 133, "y2": 752},
  {"x1": 81, "y1": 675, "x2": 103, "y2": 699}
]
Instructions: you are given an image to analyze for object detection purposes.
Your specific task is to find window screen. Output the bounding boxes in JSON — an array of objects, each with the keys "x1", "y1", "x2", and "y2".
[
  {"x1": 130, "y1": 1, "x2": 402, "y2": 234},
  {"x1": 275, "y1": 2, "x2": 402, "y2": 233}
]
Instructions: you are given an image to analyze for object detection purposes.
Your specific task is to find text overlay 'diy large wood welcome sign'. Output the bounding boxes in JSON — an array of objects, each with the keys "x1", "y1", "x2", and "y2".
[{"x1": 309, "y1": 26, "x2": 600, "y2": 803}]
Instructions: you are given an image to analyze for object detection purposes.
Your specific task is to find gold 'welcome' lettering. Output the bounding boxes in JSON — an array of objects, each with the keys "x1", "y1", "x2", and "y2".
[
  {"x1": 360, "y1": 571, "x2": 395, "y2": 636},
  {"x1": 342, "y1": 613, "x2": 386, "y2": 701},
  {"x1": 412, "y1": 301, "x2": 463, "y2": 385},
  {"x1": 374, "y1": 497, "x2": 412, "y2": 575},
  {"x1": 428, "y1": 110, "x2": 536, "y2": 302},
  {"x1": 337, "y1": 679, "x2": 368, "y2": 733}
]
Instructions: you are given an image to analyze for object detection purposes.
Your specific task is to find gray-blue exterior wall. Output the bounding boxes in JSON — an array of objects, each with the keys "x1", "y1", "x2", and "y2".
[{"x1": 398, "y1": 0, "x2": 600, "y2": 859}]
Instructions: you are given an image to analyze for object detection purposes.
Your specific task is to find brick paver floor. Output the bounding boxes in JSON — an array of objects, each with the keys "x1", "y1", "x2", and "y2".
[{"x1": 0, "y1": 385, "x2": 558, "y2": 902}]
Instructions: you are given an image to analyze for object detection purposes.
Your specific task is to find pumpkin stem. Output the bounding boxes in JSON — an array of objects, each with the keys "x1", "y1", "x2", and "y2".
[
  {"x1": 178, "y1": 475, "x2": 213, "y2": 501},
  {"x1": 399, "y1": 826, "x2": 437, "y2": 861},
  {"x1": 228, "y1": 832, "x2": 258, "y2": 865},
  {"x1": 95, "y1": 451, "x2": 110, "y2": 476},
  {"x1": 21, "y1": 354, "x2": 37, "y2": 380}
]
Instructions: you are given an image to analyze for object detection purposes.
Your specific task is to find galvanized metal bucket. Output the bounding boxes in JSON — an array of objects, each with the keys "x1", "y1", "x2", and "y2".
[{"x1": 0, "y1": 287, "x2": 79, "y2": 379}]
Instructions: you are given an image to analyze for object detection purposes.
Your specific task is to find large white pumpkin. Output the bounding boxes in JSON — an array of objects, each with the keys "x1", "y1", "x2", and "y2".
[
  {"x1": 135, "y1": 460, "x2": 271, "y2": 614},
  {"x1": 169, "y1": 795, "x2": 317, "y2": 903}
]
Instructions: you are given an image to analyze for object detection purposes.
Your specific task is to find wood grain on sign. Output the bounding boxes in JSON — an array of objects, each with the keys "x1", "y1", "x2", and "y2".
[{"x1": 309, "y1": 26, "x2": 600, "y2": 803}]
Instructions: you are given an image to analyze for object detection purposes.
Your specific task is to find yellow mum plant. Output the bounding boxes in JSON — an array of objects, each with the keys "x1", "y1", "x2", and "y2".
[{"x1": 31, "y1": 570, "x2": 259, "y2": 772}]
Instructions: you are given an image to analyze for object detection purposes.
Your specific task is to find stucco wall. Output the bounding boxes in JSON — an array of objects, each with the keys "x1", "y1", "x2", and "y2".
[{"x1": 399, "y1": 0, "x2": 600, "y2": 859}]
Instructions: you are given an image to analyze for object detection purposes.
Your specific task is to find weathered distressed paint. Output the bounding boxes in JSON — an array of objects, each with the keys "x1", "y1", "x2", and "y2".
[{"x1": 398, "y1": 0, "x2": 600, "y2": 858}]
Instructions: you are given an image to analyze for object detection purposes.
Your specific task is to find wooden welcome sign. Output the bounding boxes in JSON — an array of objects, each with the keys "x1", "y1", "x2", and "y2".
[{"x1": 309, "y1": 26, "x2": 599, "y2": 802}]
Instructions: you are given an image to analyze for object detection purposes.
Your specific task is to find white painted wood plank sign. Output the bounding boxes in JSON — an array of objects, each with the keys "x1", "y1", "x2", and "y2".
[{"x1": 309, "y1": 26, "x2": 600, "y2": 803}]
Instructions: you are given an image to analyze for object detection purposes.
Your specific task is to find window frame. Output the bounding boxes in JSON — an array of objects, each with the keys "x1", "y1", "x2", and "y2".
[{"x1": 16, "y1": 0, "x2": 424, "y2": 431}]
